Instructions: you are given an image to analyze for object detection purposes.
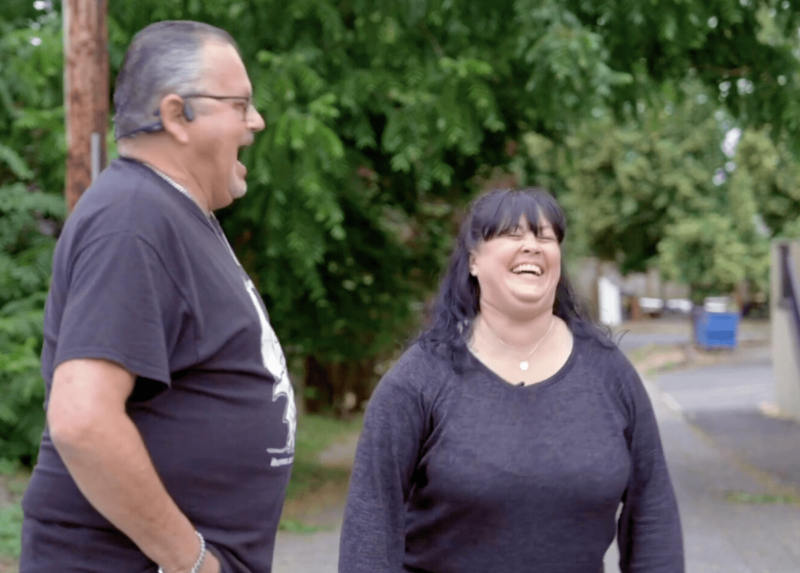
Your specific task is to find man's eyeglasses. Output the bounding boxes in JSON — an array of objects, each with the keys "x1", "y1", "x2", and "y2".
[{"x1": 181, "y1": 93, "x2": 256, "y2": 122}]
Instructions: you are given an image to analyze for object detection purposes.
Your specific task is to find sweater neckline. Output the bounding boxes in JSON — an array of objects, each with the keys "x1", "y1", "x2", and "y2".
[{"x1": 468, "y1": 331, "x2": 579, "y2": 392}]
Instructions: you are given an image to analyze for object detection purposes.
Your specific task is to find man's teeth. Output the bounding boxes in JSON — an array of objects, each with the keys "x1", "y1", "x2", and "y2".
[{"x1": 512, "y1": 264, "x2": 543, "y2": 275}]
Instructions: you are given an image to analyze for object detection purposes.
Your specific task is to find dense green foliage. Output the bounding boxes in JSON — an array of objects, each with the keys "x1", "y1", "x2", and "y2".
[
  {"x1": 107, "y1": 0, "x2": 800, "y2": 362},
  {"x1": 109, "y1": 0, "x2": 639, "y2": 366},
  {"x1": 524, "y1": 81, "x2": 773, "y2": 298},
  {"x1": 733, "y1": 127, "x2": 800, "y2": 238},
  {"x1": 0, "y1": 4, "x2": 65, "y2": 464},
  {"x1": 3, "y1": 0, "x2": 800, "y2": 461}
]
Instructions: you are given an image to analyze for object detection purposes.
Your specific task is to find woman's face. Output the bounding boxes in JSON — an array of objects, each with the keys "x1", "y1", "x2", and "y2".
[{"x1": 469, "y1": 216, "x2": 561, "y2": 318}]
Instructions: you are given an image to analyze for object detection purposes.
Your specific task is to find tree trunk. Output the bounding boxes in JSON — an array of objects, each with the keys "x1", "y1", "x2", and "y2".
[{"x1": 303, "y1": 356, "x2": 378, "y2": 417}]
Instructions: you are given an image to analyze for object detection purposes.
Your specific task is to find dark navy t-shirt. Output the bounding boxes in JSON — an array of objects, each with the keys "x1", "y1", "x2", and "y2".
[{"x1": 22, "y1": 158, "x2": 295, "y2": 573}]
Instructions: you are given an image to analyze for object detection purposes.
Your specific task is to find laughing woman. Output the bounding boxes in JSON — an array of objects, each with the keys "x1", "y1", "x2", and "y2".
[{"x1": 338, "y1": 188, "x2": 684, "y2": 573}]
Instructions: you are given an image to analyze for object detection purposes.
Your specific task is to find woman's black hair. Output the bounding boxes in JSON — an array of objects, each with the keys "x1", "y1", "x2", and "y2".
[{"x1": 418, "y1": 187, "x2": 612, "y2": 370}]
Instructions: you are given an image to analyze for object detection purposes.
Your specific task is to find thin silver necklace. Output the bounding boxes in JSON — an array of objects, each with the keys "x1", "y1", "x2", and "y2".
[
  {"x1": 145, "y1": 164, "x2": 241, "y2": 267},
  {"x1": 480, "y1": 316, "x2": 555, "y2": 371},
  {"x1": 145, "y1": 164, "x2": 209, "y2": 217}
]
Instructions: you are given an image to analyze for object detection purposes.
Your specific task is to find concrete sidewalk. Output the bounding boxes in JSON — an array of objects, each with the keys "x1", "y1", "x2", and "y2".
[
  {"x1": 655, "y1": 347, "x2": 800, "y2": 495},
  {"x1": 273, "y1": 344, "x2": 800, "y2": 573},
  {"x1": 628, "y1": 372, "x2": 800, "y2": 572}
]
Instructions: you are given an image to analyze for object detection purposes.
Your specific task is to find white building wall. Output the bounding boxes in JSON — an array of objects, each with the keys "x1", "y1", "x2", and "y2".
[
  {"x1": 771, "y1": 240, "x2": 800, "y2": 422},
  {"x1": 598, "y1": 276, "x2": 623, "y2": 327}
]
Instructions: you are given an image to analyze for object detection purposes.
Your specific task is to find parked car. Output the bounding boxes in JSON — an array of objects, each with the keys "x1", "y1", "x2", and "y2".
[
  {"x1": 703, "y1": 296, "x2": 734, "y2": 313},
  {"x1": 665, "y1": 298, "x2": 693, "y2": 314},
  {"x1": 638, "y1": 297, "x2": 664, "y2": 318}
]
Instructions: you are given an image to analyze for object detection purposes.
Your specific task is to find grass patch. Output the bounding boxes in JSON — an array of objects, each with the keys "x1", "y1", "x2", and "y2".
[
  {"x1": 725, "y1": 491, "x2": 800, "y2": 506},
  {"x1": 625, "y1": 343, "x2": 660, "y2": 364},
  {"x1": 285, "y1": 413, "x2": 362, "y2": 502},
  {"x1": 277, "y1": 413, "x2": 363, "y2": 533},
  {"x1": 0, "y1": 465, "x2": 29, "y2": 563},
  {"x1": 625, "y1": 343, "x2": 688, "y2": 377},
  {"x1": 277, "y1": 518, "x2": 328, "y2": 533},
  {"x1": 0, "y1": 504, "x2": 22, "y2": 559}
]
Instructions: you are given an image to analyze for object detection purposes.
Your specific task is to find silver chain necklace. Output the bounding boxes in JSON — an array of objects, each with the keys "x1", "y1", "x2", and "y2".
[
  {"x1": 480, "y1": 316, "x2": 555, "y2": 371},
  {"x1": 145, "y1": 163, "x2": 209, "y2": 217},
  {"x1": 145, "y1": 164, "x2": 241, "y2": 267}
]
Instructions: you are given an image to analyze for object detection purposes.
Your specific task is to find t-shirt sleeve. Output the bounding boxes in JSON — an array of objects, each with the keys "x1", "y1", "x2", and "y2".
[
  {"x1": 339, "y1": 350, "x2": 431, "y2": 573},
  {"x1": 54, "y1": 231, "x2": 189, "y2": 386},
  {"x1": 615, "y1": 355, "x2": 685, "y2": 572}
]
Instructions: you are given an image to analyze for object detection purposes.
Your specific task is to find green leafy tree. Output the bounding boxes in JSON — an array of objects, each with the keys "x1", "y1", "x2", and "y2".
[
  {"x1": 0, "y1": 5, "x2": 66, "y2": 463},
  {"x1": 562, "y1": 0, "x2": 800, "y2": 146},
  {"x1": 0, "y1": 185, "x2": 64, "y2": 464},
  {"x1": 106, "y1": 0, "x2": 642, "y2": 410},
  {"x1": 524, "y1": 81, "x2": 771, "y2": 301},
  {"x1": 4, "y1": 0, "x2": 800, "y2": 436},
  {"x1": 103, "y1": 0, "x2": 800, "y2": 409},
  {"x1": 731, "y1": 127, "x2": 800, "y2": 238}
]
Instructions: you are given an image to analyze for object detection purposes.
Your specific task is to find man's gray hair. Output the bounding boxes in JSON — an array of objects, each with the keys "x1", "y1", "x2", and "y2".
[{"x1": 113, "y1": 21, "x2": 238, "y2": 140}]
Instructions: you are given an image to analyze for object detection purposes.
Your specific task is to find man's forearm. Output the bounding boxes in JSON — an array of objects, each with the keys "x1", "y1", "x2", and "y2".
[{"x1": 52, "y1": 411, "x2": 204, "y2": 572}]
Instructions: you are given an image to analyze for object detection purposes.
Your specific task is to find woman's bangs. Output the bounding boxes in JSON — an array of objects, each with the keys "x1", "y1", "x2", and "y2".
[{"x1": 477, "y1": 192, "x2": 549, "y2": 240}]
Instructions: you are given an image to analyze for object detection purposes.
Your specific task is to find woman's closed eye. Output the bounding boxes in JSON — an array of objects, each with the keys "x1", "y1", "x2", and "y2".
[{"x1": 498, "y1": 227, "x2": 524, "y2": 238}]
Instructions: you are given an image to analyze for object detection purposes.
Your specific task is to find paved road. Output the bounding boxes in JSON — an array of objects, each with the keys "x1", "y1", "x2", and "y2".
[
  {"x1": 273, "y1": 504, "x2": 343, "y2": 573},
  {"x1": 658, "y1": 355, "x2": 775, "y2": 413},
  {"x1": 647, "y1": 362, "x2": 800, "y2": 572},
  {"x1": 603, "y1": 344, "x2": 800, "y2": 573},
  {"x1": 614, "y1": 323, "x2": 768, "y2": 353},
  {"x1": 617, "y1": 331, "x2": 691, "y2": 352},
  {"x1": 656, "y1": 346, "x2": 800, "y2": 496},
  {"x1": 273, "y1": 525, "x2": 341, "y2": 573}
]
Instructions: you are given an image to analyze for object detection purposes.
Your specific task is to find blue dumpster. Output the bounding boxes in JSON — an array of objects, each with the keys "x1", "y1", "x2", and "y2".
[{"x1": 694, "y1": 311, "x2": 739, "y2": 349}]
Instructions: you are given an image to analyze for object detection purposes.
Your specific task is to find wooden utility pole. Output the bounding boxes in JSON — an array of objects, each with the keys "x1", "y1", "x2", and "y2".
[{"x1": 64, "y1": 0, "x2": 108, "y2": 213}]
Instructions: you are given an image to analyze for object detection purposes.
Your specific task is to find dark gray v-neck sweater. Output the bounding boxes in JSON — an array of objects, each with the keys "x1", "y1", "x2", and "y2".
[{"x1": 339, "y1": 335, "x2": 684, "y2": 573}]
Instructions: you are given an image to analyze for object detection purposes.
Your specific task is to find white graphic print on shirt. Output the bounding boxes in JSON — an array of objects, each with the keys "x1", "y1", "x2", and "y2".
[{"x1": 244, "y1": 278, "x2": 296, "y2": 467}]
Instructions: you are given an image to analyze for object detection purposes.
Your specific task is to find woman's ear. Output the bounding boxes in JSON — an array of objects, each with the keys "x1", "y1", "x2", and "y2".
[{"x1": 468, "y1": 253, "x2": 476, "y2": 276}]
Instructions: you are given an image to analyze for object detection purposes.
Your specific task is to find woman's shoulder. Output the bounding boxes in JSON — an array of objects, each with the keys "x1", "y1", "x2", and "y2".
[
  {"x1": 572, "y1": 330, "x2": 657, "y2": 423},
  {"x1": 386, "y1": 341, "x2": 452, "y2": 381},
  {"x1": 574, "y1": 329, "x2": 641, "y2": 386},
  {"x1": 373, "y1": 341, "x2": 456, "y2": 401}
]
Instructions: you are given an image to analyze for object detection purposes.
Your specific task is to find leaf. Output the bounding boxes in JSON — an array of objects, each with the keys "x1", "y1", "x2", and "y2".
[{"x1": 0, "y1": 143, "x2": 32, "y2": 180}]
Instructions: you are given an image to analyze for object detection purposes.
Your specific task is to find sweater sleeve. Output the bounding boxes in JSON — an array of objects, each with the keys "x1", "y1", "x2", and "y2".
[
  {"x1": 616, "y1": 357, "x2": 685, "y2": 573},
  {"x1": 339, "y1": 348, "x2": 432, "y2": 573}
]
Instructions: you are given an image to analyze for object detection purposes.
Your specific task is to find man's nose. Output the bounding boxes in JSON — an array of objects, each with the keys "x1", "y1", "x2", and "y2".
[{"x1": 248, "y1": 106, "x2": 266, "y2": 132}]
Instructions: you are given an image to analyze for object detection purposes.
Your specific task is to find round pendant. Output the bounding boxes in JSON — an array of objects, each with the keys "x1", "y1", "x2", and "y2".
[{"x1": 519, "y1": 361, "x2": 529, "y2": 371}]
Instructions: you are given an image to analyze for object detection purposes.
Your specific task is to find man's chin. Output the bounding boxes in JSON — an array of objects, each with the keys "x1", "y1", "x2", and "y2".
[{"x1": 230, "y1": 184, "x2": 247, "y2": 200}]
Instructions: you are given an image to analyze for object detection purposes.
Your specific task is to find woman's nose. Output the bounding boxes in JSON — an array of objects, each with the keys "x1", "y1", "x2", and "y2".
[{"x1": 521, "y1": 233, "x2": 541, "y2": 253}]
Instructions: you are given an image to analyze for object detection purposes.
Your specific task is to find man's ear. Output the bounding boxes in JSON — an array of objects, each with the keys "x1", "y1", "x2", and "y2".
[{"x1": 159, "y1": 94, "x2": 191, "y2": 144}]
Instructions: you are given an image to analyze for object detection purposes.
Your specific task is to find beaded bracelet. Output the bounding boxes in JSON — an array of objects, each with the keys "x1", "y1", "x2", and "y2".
[{"x1": 158, "y1": 530, "x2": 206, "y2": 573}]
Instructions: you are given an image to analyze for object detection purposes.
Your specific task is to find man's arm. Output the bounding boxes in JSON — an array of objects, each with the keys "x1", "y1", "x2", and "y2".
[{"x1": 47, "y1": 358, "x2": 220, "y2": 573}]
